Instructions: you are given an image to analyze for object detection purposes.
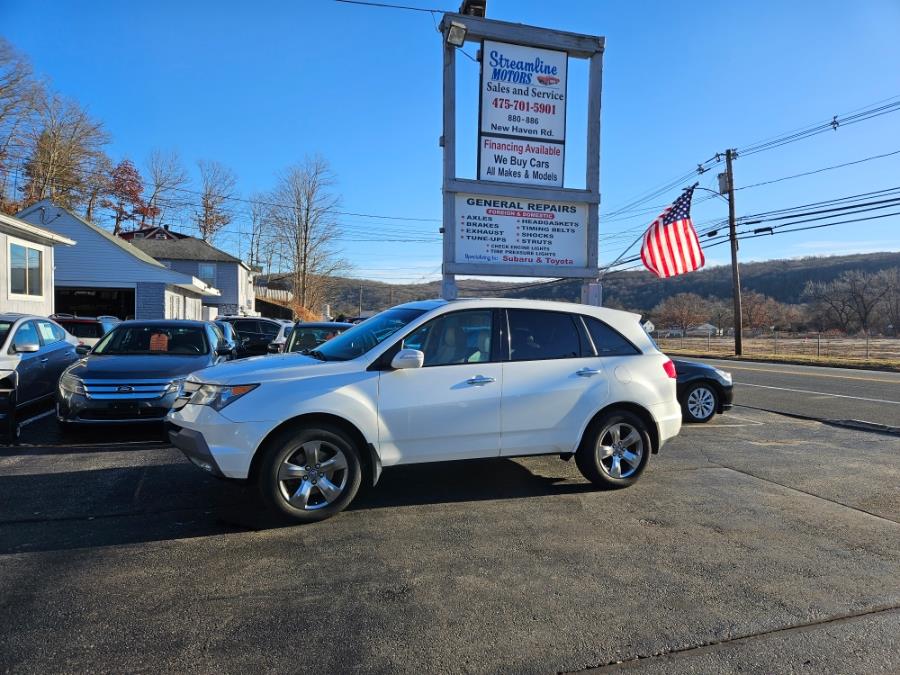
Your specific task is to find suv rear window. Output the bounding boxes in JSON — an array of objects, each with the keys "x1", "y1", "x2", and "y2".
[
  {"x1": 583, "y1": 316, "x2": 640, "y2": 356},
  {"x1": 59, "y1": 321, "x2": 103, "y2": 338}
]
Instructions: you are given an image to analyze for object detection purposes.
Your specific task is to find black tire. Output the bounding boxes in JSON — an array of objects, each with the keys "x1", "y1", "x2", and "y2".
[
  {"x1": 258, "y1": 424, "x2": 362, "y2": 523},
  {"x1": 681, "y1": 382, "x2": 718, "y2": 424},
  {"x1": 575, "y1": 410, "x2": 651, "y2": 489}
]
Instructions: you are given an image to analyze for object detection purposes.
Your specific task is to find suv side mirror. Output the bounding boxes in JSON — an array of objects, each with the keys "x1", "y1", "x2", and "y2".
[
  {"x1": 267, "y1": 342, "x2": 281, "y2": 354},
  {"x1": 14, "y1": 339, "x2": 40, "y2": 354},
  {"x1": 215, "y1": 342, "x2": 232, "y2": 356},
  {"x1": 75, "y1": 344, "x2": 91, "y2": 356},
  {"x1": 391, "y1": 348, "x2": 424, "y2": 370}
]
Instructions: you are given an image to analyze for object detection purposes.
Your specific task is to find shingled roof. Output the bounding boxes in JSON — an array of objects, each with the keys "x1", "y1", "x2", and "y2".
[{"x1": 130, "y1": 236, "x2": 249, "y2": 269}]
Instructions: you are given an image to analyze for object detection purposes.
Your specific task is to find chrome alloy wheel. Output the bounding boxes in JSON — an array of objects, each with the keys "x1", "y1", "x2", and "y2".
[
  {"x1": 596, "y1": 422, "x2": 644, "y2": 479},
  {"x1": 277, "y1": 441, "x2": 349, "y2": 510},
  {"x1": 687, "y1": 385, "x2": 716, "y2": 421}
]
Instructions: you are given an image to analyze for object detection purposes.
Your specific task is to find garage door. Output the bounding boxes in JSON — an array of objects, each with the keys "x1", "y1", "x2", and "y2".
[{"x1": 55, "y1": 288, "x2": 136, "y2": 320}]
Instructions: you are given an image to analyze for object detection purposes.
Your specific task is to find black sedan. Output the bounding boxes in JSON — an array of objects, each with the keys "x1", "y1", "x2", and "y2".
[
  {"x1": 57, "y1": 320, "x2": 231, "y2": 426},
  {"x1": 672, "y1": 359, "x2": 734, "y2": 423}
]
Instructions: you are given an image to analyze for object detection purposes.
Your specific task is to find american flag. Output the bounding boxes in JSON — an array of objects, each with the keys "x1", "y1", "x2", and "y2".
[{"x1": 640, "y1": 186, "x2": 705, "y2": 278}]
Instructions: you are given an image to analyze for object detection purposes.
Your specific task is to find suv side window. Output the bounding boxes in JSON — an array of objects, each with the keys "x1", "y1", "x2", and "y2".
[
  {"x1": 36, "y1": 320, "x2": 61, "y2": 344},
  {"x1": 507, "y1": 310, "x2": 581, "y2": 362},
  {"x1": 258, "y1": 321, "x2": 280, "y2": 338},
  {"x1": 583, "y1": 316, "x2": 640, "y2": 356},
  {"x1": 233, "y1": 320, "x2": 259, "y2": 337},
  {"x1": 403, "y1": 310, "x2": 493, "y2": 367}
]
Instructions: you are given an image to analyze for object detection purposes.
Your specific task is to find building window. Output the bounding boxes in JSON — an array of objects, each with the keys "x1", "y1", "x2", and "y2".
[
  {"x1": 198, "y1": 263, "x2": 216, "y2": 288},
  {"x1": 9, "y1": 241, "x2": 43, "y2": 297}
]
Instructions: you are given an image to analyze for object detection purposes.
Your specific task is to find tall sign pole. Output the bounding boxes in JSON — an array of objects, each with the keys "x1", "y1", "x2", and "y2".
[
  {"x1": 725, "y1": 148, "x2": 743, "y2": 356},
  {"x1": 439, "y1": 14, "x2": 604, "y2": 302}
]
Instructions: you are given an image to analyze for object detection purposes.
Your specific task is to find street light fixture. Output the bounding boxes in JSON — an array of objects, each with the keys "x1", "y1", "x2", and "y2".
[{"x1": 446, "y1": 20, "x2": 468, "y2": 47}]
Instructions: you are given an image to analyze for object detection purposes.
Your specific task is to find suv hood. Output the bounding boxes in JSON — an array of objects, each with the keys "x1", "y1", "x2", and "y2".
[
  {"x1": 188, "y1": 353, "x2": 351, "y2": 385},
  {"x1": 68, "y1": 354, "x2": 213, "y2": 380}
]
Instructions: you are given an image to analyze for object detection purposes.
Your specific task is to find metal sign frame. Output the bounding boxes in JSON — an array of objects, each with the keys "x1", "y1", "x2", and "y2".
[{"x1": 439, "y1": 13, "x2": 605, "y2": 299}]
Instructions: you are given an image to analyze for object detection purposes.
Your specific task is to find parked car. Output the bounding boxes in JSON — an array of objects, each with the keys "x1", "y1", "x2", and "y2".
[
  {"x1": 57, "y1": 320, "x2": 232, "y2": 426},
  {"x1": 218, "y1": 316, "x2": 287, "y2": 357},
  {"x1": 0, "y1": 313, "x2": 79, "y2": 438},
  {"x1": 51, "y1": 315, "x2": 121, "y2": 347},
  {"x1": 672, "y1": 359, "x2": 734, "y2": 423},
  {"x1": 213, "y1": 320, "x2": 241, "y2": 360},
  {"x1": 169, "y1": 299, "x2": 683, "y2": 524},
  {"x1": 270, "y1": 321, "x2": 355, "y2": 354}
]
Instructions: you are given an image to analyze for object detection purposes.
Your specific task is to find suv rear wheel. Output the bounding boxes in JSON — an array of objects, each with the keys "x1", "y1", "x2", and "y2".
[
  {"x1": 259, "y1": 425, "x2": 362, "y2": 523},
  {"x1": 576, "y1": 410, "x2": 651, "y2": 488}
]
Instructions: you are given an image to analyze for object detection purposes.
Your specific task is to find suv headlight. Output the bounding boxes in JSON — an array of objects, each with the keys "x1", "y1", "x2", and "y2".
[
  {"x1": 189, "y1": 383, "x2": 258, "y2": 411},
  {"x1": 60, "y1": 373, "x2": 85, "y2": 395},
  {"x1": 714, "y1": 368, "x2": 732, "y2": 382}
]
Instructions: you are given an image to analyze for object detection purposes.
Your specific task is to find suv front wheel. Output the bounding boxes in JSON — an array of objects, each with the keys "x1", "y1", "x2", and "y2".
[
  {"x1": 576, "y1": 410, "x2": 651, "y2": 489},
  {"x1": 259, "y1": 425, "x2": 362, "y2": 523}
]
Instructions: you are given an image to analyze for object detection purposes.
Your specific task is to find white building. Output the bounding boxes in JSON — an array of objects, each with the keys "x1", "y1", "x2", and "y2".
[{"x1": 0, "y1": 211, "x2": 75, "y2": 316}]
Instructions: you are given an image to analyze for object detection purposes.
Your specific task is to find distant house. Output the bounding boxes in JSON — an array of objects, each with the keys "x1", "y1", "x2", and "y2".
[
  {"x1": 16, "y1": 200, "x2": 219, "y2": 320},
  {"x1": 118, "y1": 223, "x2": 188, "y2": 242},
  {"x1": 0, "y1": 211, "x2": 75, "y2": 316},
  {"x1": 129, "y1": 236, "x2": 256, "y2": 317},
  {"x1": 686, "y1": 323, "x2": 719, "y2": 336}
]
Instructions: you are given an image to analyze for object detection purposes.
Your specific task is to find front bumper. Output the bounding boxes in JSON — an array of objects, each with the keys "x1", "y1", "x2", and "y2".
[
  {"x1": 167, "y1": 404, "x2": 276, "y2": 479},
  {"x1": 719, "y1": 383, "x2": 735, "y2": 412},
  {"x1": 57, "y1": 390, "x2": 179, "y2": 424},
  {"x1": 167, "y1": 422, "x2": 225, "y2": 477}
]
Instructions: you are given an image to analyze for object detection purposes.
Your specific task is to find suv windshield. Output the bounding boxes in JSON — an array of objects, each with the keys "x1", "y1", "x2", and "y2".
[
  {"x1": 94, "y1": 325, "x2": 210, "y2": 355},
  {"x1": 311, "y1": 309, "x2": 425, "y2": 361}
]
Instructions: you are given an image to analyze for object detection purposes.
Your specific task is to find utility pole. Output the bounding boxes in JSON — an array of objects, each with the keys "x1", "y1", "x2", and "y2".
[{"x1": 725, "y1": 149, "x2": 743, "y2": 356}]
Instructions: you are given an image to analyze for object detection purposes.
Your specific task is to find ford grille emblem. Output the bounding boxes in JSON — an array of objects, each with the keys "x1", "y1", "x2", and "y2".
[{"x1": 117, "y1": 385, "x2": 134, "y2": 393}]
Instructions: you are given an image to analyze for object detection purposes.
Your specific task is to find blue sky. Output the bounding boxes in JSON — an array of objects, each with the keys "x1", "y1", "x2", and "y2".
[{"x1": 3, "y1": 0, "x2": 900, "y2": 283}]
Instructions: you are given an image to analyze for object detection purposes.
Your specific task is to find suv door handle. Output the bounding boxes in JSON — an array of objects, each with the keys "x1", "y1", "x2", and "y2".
[
  {"x1": 40, "y1": 357, "x2": 49, "y2": 363},
  {"x1": 466, "y1": 375, "x2": 496, "y2": 386},
  {"x1": 576, "y1": 368, "x2": 600, "y2": 377}
]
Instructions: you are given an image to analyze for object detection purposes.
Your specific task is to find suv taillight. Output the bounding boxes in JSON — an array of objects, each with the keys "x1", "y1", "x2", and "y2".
[{"x1": 663, "y1": 360, "x2": 677, "y2": 379}]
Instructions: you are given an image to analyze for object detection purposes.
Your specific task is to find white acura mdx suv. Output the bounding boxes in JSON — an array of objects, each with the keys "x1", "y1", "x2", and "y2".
[{"x1": 168, "y1": 299, "x2": 682, "y2": 522}]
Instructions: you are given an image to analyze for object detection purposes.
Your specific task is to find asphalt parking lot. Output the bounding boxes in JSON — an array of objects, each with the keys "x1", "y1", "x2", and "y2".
[{"x1": 1, "y1": 405, "x2": 898, "y2": 674}]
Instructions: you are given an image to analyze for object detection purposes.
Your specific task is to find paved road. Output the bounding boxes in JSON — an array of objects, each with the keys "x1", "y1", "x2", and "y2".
[
  {"x1": 2, "y1": 408, "x2": 898, "y2": 673},
  {"x1": 684, "y1": 358, "x2": 900, "y2": 429}
]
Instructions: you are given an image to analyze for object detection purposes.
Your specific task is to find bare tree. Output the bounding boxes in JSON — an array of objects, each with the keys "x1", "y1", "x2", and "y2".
[
  {"x1": 268, "y1": 156, "x2": 347, "y2": 317},
  {"x1": 248, "y1": 193, "x2": 274, "y2": 271},
  {"x1": 706, "y1": 298, "x2": 732, "y2": 333},
  {"x1": 80, "y1": 152, "x2": 113, "y2": 222},
  {"x1": 740, "y1": 290, "x2": 777, "y2": 331},
  {"x1": 20, "y1": 93, "x2": 109, "y2": 210},
  {"x1": 0, "y1": 39, "x2": 43, "y2": 213},
  {"x1": 876, "y1": 268, "x2": 900, "y2": 336},
  {"x1": 653, "y1": 293, "x2": 709, "y2": 333},
  {"x1": 194, "y1": 159, "x2": 236, "y2": 242},
  {"x1": 141, "y1": 149, "x2": 189, "y2": 227},
  {"x1": 841, "y1": 270, "x2": 889, "y2": 334},
  {"x1": 802, "y1": 280, "x2": 854, "y2": 332}
]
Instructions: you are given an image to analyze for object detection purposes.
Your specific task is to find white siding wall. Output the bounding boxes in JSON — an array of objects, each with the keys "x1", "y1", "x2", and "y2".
[
  {"x1": 0, "y1": 231, "x2": 56, "y2": 316},
  {"x1": 164, "y1": 287, "x2": 204, "y2": 319}
]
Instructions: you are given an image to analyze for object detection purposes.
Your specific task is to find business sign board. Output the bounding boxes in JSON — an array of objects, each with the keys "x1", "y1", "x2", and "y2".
[
  {"x1": 478, "y1": 135, "x2": 564, "y2": 187},
  {"x1": 480, "y1": 40, "x2": 568, "y2": 142},
  {"x1": 455, "y1": 193, "x2": 587, "y2": 269}
]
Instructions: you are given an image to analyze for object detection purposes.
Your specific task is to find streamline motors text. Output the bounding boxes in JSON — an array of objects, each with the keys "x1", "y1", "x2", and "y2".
[{"x1": 489, "y1": 50, "x2": 559, "y2": 85}]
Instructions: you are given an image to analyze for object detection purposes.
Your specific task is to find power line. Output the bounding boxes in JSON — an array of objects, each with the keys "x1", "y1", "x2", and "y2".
[
  {"x1": 332, "y1": 0, "x2": 448, "y2": 13},
  {"x1": 735, "y1": 148, "x2": 900, "y2": 191}
]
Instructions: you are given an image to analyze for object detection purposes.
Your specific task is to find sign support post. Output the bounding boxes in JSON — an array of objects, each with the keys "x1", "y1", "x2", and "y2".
[{"x1": 439, "y1": 13, "x2": 605, "y2": 302}]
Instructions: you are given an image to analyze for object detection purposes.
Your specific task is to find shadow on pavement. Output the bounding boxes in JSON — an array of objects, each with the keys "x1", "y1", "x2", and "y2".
[{"x1": 0, "y1": 457, "x2": 590, "y2": 554}]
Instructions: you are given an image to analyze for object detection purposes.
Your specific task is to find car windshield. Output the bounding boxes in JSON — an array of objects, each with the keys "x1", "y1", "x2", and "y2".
[
  {"x1": 311, "y1": 309, "x2": 425, "y2": 361},
  {"x1": 0, "y1": 321, "x2": 11, "y2": 346},
  {"x1": 93, "y1": 325, "x2": 210, "y2": 355}
]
